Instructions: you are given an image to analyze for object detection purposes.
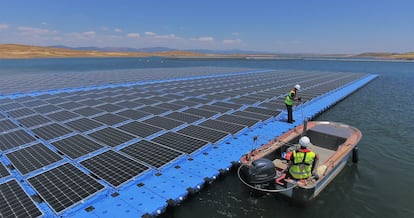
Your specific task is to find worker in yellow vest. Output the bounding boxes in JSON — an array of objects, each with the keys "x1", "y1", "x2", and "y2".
[
  {"x1": 284, "y1": 84, "x2": 302, "y2": 123},
  {"x1": 287, "y1": 136, "x2": 319, "y2": 180}
]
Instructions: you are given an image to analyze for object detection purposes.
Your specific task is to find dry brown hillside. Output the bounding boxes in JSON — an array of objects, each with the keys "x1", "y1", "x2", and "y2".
[{"x1": 0, "y1": 44, "x2": 207, "y2": 59}]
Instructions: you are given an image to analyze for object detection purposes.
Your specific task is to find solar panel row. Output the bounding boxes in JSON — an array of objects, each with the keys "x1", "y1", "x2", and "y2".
[{"x1": 0, "y1": 68, "x2": 367, "y2": 216}]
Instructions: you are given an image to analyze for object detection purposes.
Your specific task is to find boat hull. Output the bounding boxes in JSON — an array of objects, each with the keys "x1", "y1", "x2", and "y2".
[{"x1": 238, "y1": 121, "x2": 361, "y2": 204}]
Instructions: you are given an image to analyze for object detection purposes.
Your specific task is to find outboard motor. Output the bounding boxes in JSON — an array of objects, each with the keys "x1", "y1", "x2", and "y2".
[{"x1": 241, "y1": 158, "x2": 276, "y2": 189}]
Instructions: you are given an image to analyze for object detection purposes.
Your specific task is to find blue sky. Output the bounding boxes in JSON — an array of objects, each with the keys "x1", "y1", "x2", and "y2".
[{"x1": 1, "y1": 0, "x2": 413, "y2": 54}]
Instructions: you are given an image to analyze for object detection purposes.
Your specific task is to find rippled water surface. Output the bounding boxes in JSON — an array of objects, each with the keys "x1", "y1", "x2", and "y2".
[{"x1": 1, "y1": 58, "x2": 413, "y2": 218}]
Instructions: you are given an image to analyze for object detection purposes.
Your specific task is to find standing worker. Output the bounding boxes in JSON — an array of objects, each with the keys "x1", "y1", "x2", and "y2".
[{"x1": 285, "y1": 84, "x2": 302, "y2": 123}]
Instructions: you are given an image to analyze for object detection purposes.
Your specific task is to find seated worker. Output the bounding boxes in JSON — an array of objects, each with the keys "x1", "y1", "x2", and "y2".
[{"x1": 287, "y1": 136, "x2": 319, "y2": 180}]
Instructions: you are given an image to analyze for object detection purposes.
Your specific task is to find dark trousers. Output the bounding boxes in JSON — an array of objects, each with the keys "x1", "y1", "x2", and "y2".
[{"x1": 286, "y1": 104, "x2": 293, "y2": 123}]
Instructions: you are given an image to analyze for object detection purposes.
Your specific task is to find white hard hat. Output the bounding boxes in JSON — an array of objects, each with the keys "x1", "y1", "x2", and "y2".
[
  {"x1": 294, "y1": 84, "x2": 301, "y2": 90},
  {"x1": 299, "y1": 136, "x2": 311, "y2": 147}
]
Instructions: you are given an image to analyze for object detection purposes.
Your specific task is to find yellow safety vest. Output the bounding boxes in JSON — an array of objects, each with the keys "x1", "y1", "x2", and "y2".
[
  {"x1": 289, "y1": 150, "x2": 316, "y2": 179},
  {"x1": 285, "y1": 90, "x2": 296, "y2": 106}
]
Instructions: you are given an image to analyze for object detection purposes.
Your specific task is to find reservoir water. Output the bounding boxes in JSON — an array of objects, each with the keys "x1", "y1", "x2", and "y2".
[{"x1": 1, "y1": 57, "x2": 413, "y2": 218}]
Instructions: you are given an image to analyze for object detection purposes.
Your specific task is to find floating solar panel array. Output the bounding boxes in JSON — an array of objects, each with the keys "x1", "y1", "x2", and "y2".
[{"x1": 0, "y1": 67, "x2": 374, "y2": 217}]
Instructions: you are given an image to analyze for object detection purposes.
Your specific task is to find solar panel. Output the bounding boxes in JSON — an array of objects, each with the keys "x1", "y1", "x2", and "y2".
[
  {"x1": 95, "y1": 103, "x2": 123, "y2": 112},
  {"x1": 155, "y1": 102, "x2": 185, "y2": 111},
  {"x1": 177, "y1": 125, "x2": 229, "y2": 144},
  {"x1": 199, "y1": 119, "x2": 246, "y2": 135},
  {"x1": 142, "y1": 116, "x2": 184, "y2": 130},
  {"x1": 0, "y1": 129, "x2": 36, "y2": 151},
  {"x1": 78, "y1": 99, "x2": 104, "y2": 107},
  {"x1": 186, "y1": 97, "x2": 210, "y2": 104},
  {"x1": 80, "y1": 150, "x2": 149, "y2": 187},
  {"x1": 64, "y1": 117, "x2": 103, "y2": 132},
  {"x1": 27, "y1": 163, "x2": 105, "y2": 214},
  {"x1": 164, "y1": 111, "x2": 203, "y2": 123},
  {"x1": 46, "y1": 110, "x2": 79, "y2": 122},
  {"x1": 6, "y1": 143, "x2": 63, "y2": 175},
  {"x1": 117, "y1": 121, "x2": 163, "y2": 138},
  {"x1": 88, "y1": 127, "x2": 136, "y2": 147},
  {"x1": 33, "y1": 104, "x2": 61, "y2": 114},
  {"x1": 136, "y1": 105, "x2": 170, "y2": 115},
  {"x1": 244, "y1": 106, "x2": 282, "y2": 117},
  {"x1": 133, "y1": 98, "x2": 160, "y2": 105},
  {"x1": 73, "y1": 107, "x2": 104, "y2": 117},
  {"x1": 22, "y1": 99, "x2": 47, "y2": 107},
  {"x1": 198, "y1": 105, "x2": 232, "y2": 113},
  {"x1": 216, "y1": 114, "x2": 260, "y2": 127},
  {"x1": 0, "y1": 119, "x2": 19, "y2": 132},
  {"x1": 0, "y1": 180, "x2": 43, "y2": 218},
  {"x1": 121, "y1": 140, "x2": 183, "y2": 168},
  {"x1": 6, "y1": 108, "x2": 36, "y2": 118},
  {"x1": 211, "y1": 101, "x2": 243, "y2": 110},
  {"x1": 31, "y1": 123, "x2": 73, "y2": 141},
  {"x1": 171, "y1": 100, "x2": 200, "y2": 107},
  {"x1": 116, "y1": 109, "x2": 151, "y2": 120},
  {"x1": 151, "y1": 132, "x2": 209, "y2": 154},
  {"x1": 182, "y1": 108, "x2": 217, "y2": 118},
  {"x1": 0, "y1": 162, "x2": 10, "y2": 178},
  {"x1": 92, "y1": 113, "x2": 129, "y2": 126},
  {"x1": 232, "y1": 111, "x2": 272, "y2": 121},
  {"x1": 115, "y1": 100, "x2": 144, "y2": 109},
  {"x1": 57, "y1": 101, "x2": 84, "y2": 110},
  {"x1": 51, "y1": 134, "x2": 104, "y2": 159},
  {"x1": 45, "y1": 97, "x2": 68, "y2": 105},
  {"x1": 17, "y1": 114, "x2": 52, "y2": 128},
  {"x1": 0, "y1": 102, "x2": 23, "y2": 111}
]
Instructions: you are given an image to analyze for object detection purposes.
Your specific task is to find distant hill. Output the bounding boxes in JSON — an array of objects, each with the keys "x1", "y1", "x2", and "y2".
[
  {"x1": 1, "y1": 44, "x2": 414, "y2": 60},
  {"x1": 0, "y1": 44, "x2": 207, "y2": 59},
  {"x1": 355, "y1": 52, "x2": 414, "y2": 60}
]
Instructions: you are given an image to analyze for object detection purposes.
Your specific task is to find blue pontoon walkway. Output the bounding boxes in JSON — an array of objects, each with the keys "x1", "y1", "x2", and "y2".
[{"x1": 0, "y1": 67, "x2": 377, "y2": 217}]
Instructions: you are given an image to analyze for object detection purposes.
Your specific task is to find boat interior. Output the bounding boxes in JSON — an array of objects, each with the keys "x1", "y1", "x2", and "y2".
[{"x1": 263, "y1": 128, "x2": 347, "y2": 171}]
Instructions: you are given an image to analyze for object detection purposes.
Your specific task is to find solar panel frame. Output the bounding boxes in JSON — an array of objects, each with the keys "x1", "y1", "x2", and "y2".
[
  {"x1": 80, "y1": 150, "x2": 149, "y2": 187},
  {"x1": 87, "y1": 127, "x2": 136, "y2": 147},
  {"x1": 120, "y1": 140, "x2": 184, "y2": 168},
  {"x1": 216, "y1": 114, "x2": 260, "y2": 127},
  {"x1": 46, "y1": 110, "x2": 80, "y2": 122},
  {"x1": 56, "y1": 101, "x2": 84, "y2": 110},
  {"x1": 6, "y1": 107, "x2": 36, "y2": 118},
  {"x1": 199, "y1": 119, "x2": 246, "y2": 135},
  {"x1": 0, "y1": 179, "x2": 43, "y2": 218},
  {"x1": 231, "y1": 110, "x2": 272, "y2": 121},
  {"x1": 142, "y1": 116, "x2": 185, "y2": 130},
  {"x1": 151, "y1": 131, "x2": 209, "y2": 154},
  {"x1": 64, "y1": 117, "x2": 104, "y2": 133},
  {"x1": 0, "y1": 162, "x2": 10, "y2": 178},
  {"x1": 177, "y1": 125, "x2": 229, "y2": 144},
  {"x1": 27, "y1": 163, "x2": 105, "y2": 214},
  {"x1": 6, "y1": 143, "x2": 63, "y2": 175},
  {"x1": 0, "y1": 129, "x2": 37, "y2": 151},
  {"x1": 17, "y1": 114, "x2": 52, "y2": 128},
  {"x1": 95, "y1": 103, "x2": 124, "y2": 112},
  {"x1": 31, "y1": 123, "x2": 74, "y2": 141},
  {"x1": 73, "y1": 106, "x2": 104, "y2": 117},
  {"x1": 51, "y1": 134, "x2": 104, "y2": 159},
  {"x1": 244, "y1": 106, "x2": 282, "y2": 117},
  {"x1": 32, "y1": 104, "x2": 61, "y2": 114},
  {"x1": 182, "y1": 108, "x2": 218, "y2": 119},
  {"x1": 115, "y1": 109, "x2": 152, "y2": 120},
  {"x1": 0, "y1": 119, "x2": 19, "y2": 132},
  {"x1": 92, "y1": 113, "x2": 129, "y2": 126},
  {"x1": 136, "y1": 105, "x2": 170, "y2": 115},
  {"x1": 117, "y1": 121, "x2": 163, "y2": 138},
  {"x1": 164, "y1": 111, "x2": 203, "y2": 123}
]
